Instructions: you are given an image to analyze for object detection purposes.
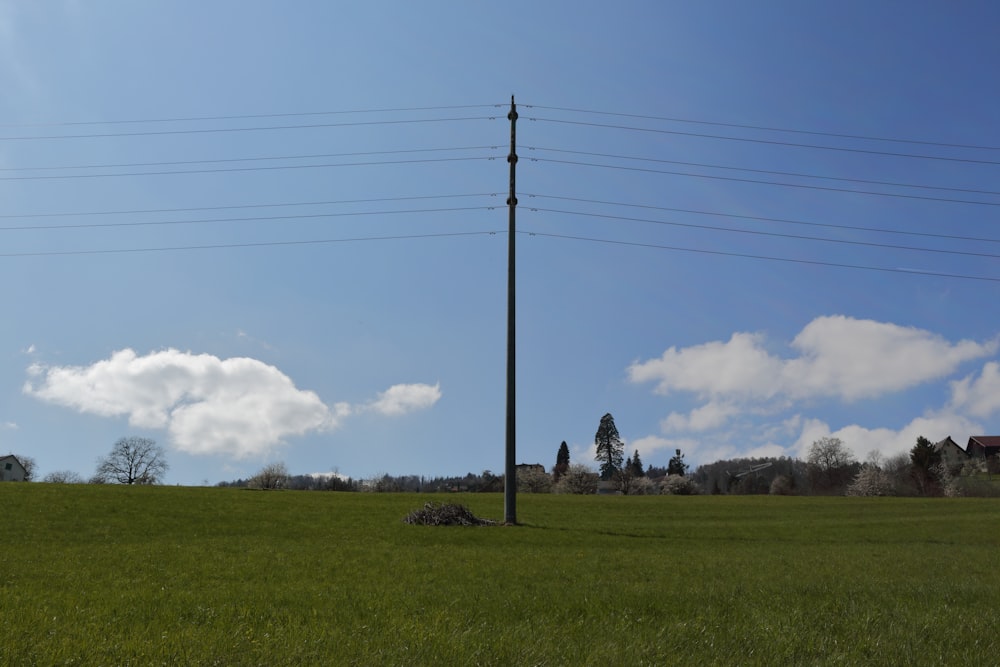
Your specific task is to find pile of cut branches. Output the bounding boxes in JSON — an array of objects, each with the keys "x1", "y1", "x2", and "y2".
[{"x1": 403, "y1": 502, "x2": 497, "y2": 526}]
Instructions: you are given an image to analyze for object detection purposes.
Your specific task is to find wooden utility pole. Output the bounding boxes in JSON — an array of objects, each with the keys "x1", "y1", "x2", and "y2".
[{"x1": 504, "y1": 96, "x2": 518, "y2": 525}]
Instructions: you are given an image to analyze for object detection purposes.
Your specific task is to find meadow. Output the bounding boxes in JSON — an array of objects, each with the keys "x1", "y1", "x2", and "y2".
[{"x1": 1, "y1": 485, "x2": 998, "y2": 666}]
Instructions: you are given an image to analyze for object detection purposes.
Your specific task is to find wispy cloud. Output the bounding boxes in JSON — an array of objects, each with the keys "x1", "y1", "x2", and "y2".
[{"x1": 23, "y1": 349, "x2": 440, "y2": 459}]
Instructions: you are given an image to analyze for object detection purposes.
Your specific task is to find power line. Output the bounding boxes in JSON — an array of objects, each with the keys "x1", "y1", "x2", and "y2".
[
  {"x1": 522, "y1": 193, "x2": 1000, "y2": 245},
  {"x1": 0, "y1": 230, "x2": 502, "y2": 258},
  {"x1": 0, "y1": 104, "x2": 503, "y2": 128},
  {"x1": 0, "y1": 155, "x2": 499, "y2": 182},
  {"x1": 525, "y1": 104, "x2": 1000, "y2": 152},
  {"x1": 528, "y1": 117, "x2": 1000, "y2": 166},
  {"x1": 0, "y1": 115, "x2": 496, "y2": 141},
  {"x1": 1, "y1": 205, "x2": 498, "y2": 232},
  {"x1": 525, "y1": 146, "x2": 1000, "y2": 198},
  {"x1": 524, "y1": 207, "x2": 1000, "y2": 260},
  {"x1": 0, "y1": 146, "x2": 498, "y2": 173},
  {"x1": 0, "y1": 193, "x2": 498, "y2": 219},
  {"x1": 529, "y1": 157, "x2": 1000, "y2": 207},
  {"x1": 521, "y1": 231, "x2": 1000, "y2": 283}
]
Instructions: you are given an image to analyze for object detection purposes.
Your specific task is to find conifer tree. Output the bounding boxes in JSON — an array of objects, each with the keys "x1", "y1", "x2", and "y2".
[
  {"x1": 667, "y1": 449, "x2": 688, "y2": 477},
  {"x1": 594, "y1": 413, "x2": 624, "y2": 481},
  {"x1": 553, "y1": 441, "x2": 571, "y2": 481}
]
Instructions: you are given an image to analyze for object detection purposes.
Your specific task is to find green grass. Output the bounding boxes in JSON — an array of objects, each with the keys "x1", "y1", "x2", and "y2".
[{"x1": 1, "y1": 485, "x2": 998, "y2": 665}]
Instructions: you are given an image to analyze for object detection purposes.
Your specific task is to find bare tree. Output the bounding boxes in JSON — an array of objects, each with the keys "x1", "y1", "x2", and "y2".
[
  {"x1": 248, "y1": 462, "x2": 290, "y2": 490},
  {"x1": 96, "y1": 437, "x2": 168, "y2": 485},
  {"x1": 807, "y1": 437, "x2": 858, "y2": 493},
  {"x1": 43, "y1": 470, "x2": 84, "y2": 484}
]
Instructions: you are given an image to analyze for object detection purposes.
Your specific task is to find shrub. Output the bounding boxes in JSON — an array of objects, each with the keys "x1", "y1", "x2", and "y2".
[
  {"x1": 554, "y1": 464, "x2": 599, "y2": 494},
  {"x1": 626, "y1": 476, "x2": 658, "y2": 495},
  {"x1": 660, "y1": 475, "x2": 700, "y2": 495},
  {"x1": 769, "y1": 475, "x2": 793, "y2": 496},
  {"x1": 846, "y1": 465, "x2": 895, "y2": 497},
  {"x1": 247, "y1": 462, "x2": 290, "y2": 490},
  {"x1": 518, "y1": 468, "x2": 553, "y2": 493}
]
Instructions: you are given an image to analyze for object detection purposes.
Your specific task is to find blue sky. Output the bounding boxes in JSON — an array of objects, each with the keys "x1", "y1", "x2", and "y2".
[{"x1": 3, "y1": 1, "x2": 1000, "y2": 485}]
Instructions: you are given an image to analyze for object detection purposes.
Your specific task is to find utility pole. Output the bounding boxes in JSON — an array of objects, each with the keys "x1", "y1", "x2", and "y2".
[{"x1": 504, "y1": 96, "x2": 518, "y2": 525}]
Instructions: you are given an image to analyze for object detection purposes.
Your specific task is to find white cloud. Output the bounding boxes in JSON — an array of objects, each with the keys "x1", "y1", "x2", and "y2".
[
  {"x1": 628, "y1": 332, "x2": 783, "y2": 400},
  {"x1": 1, "y1": 421, "x2": 17, "y2": 430},
  {"x1": 949, "y1": 362, "x2": 1000, "y2": 418},
  {"x1": 660, "y1": 401, "x2": 742, "y2": 432},
  {"x1": 629, "y1": 316, "x2": 995, "y2": 404},
  {"x1": 782, "y1": 316, "x2": 995, "y2": 401},
  {"x1": 367, "y1": 382, "x2": 441, "y2": 416},
  {"x1": 24, "y1": 349, "x2": 440, "y2": 459},
  {"x1": 627, "y1": 316, "x2": 998, "y2": 467},
  {"x1": 790, "y1": 412, "x2": 982, "y2": 463}
]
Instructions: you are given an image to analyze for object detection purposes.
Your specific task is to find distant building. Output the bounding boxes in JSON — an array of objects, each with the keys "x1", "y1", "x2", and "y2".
[
  {"x1": 934, "y1": 436, "x2": 969, "y2": 470},
  {"x1": 516, "y1": 463, "x2": 545, "y2": 476},
  {"x1": 966, "y1": 436, "x2": 1000, "y2": 461},
  {"x1": 0, "y1": 455, "x2": 27, "y2": 482}
]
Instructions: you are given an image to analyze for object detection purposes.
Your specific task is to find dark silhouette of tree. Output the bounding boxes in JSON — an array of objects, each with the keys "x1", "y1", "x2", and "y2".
[
  {"x1": 96, "y1": 437, "x2": 168, "y2": 485},
  {"x1": 807, "y1": 437, "x2": 858, "y2": 494},
  {"x1": 667, "y1": 449, "x2": 688, "y2": 477},
  {"x1": 910, "y1": 435, "x2": 942, "y2": 495},
  {"x1": 553, "y1": 441, "x2": 570, "y2": 481},
  {"x1": 594, "y1": 413, "x2": 624, "y2": 481},
  {"x1": 627, "y1": 450, "x2": 645, "y2": 477}
]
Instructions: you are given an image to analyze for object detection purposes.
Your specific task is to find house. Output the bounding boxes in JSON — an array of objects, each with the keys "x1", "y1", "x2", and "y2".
[
  {"x1": 516, "y1": 463, "x2": 545, "y2": 476},
  {"x1": 966, "y1": 436, "x2": 1000, "y2": 461},
  {"x1": 934, "y1": 436, "x2": 969, "y2": 470},
  {"x1": 0, "y1": 455, "x2": 27, "y2": 482}
]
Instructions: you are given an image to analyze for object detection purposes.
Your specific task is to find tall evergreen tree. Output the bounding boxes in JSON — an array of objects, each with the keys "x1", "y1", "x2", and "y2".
[
  {"x1": 910, "y1": 435, "x2": 942, "y2": 495},
  {"x1": 594, "y1": 413, "x2": 624, "y2": 481},
  {"x1": 667, "y1": 449, "x2": 688, "y2": 477},
  {"x1": 553, "y1": 441, "x2": 571, "y2": 481},
  {"x1": 628, "y1": 450, "x2": 645, "y2": 477}
]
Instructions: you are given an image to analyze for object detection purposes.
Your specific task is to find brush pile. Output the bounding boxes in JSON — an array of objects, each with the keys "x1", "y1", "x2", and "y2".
[{"x1": 403, "y1": 502, "x2": 497, "y2": 526}]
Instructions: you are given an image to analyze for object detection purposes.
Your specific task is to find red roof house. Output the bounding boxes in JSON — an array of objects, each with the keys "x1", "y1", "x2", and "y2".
[{"x1": 966, "y1": 436, "x2": 1000, "y2": 460}]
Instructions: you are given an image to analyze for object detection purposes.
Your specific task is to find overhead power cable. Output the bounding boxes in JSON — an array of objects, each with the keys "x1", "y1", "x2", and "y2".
[
  {"x1": 525, "y1": 104, "x2": 1000, "y2": 152},
  {"x1": 524, "y1": 207, "x2": 1000, "y2": 260},
  {"x1": 0, "y1": 115, "x2": 496, "y2": 141},
  {"x1": 0, "y1": 231, "x2": 502, "y2": 258},
  {"x1": 523, "y1": 193, "x2": 1000, "y2": 245},
  {"x1": 0, "y1": 104, "x2": 502, "y2": 128},
  {"x1": 1, "y1": 205, "x2": 498, "y2": 232},
  {"x1": 0, "y1": 155, "x2": 499, "y2": 181},
  {"x1": 521, "y1": 231, "x2": 1000, "y2": 283},
  {"x1": 0, "y1": 146, "x2": 499, "y2": 173},
  {"x1": 528, "y1": 117, "x2": 1000, "y2": 166},
  {"x1": 530, "y1": 157, "x2": 1000, "y2": 207},
  {"x1": 0, "y1": 193, "x2": 498, "y2": 219},
  {"x1": 526, "y1": 146, "x2": 1000, "y2": 198}
]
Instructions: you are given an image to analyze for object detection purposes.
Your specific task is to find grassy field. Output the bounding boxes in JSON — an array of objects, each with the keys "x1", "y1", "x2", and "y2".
[{"x1": 1, "y1": 485, "x2": 998, "y2": 666}]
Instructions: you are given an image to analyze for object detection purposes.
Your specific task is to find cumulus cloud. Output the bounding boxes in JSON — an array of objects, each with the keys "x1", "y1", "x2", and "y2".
[
  {"x1": 660, "y1": 401, "x2": 744, "y2": 433},
  {"x1": 789, "y1": 412, "x2": 983, "y2": 463},
  {"x1": 948, "y1": 362, "x2": 1000, "y2": 419},
  {"x1": 367, "y1": 382, "x2": 441, "y2": 416},
  {"x1": 23, "y1": 349, "x2": 439, "y2": 459},
  {"x1": 630, "y1": 316, "x2": 995, "y2": 407},
  {"x1": 627, "y1": 316, "x2": 998, "y2": 466}
]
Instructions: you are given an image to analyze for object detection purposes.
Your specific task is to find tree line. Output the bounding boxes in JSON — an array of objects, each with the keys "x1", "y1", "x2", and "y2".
[{"x1": 13, "y1": 418, "x2": 1000, "y2": 497}]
